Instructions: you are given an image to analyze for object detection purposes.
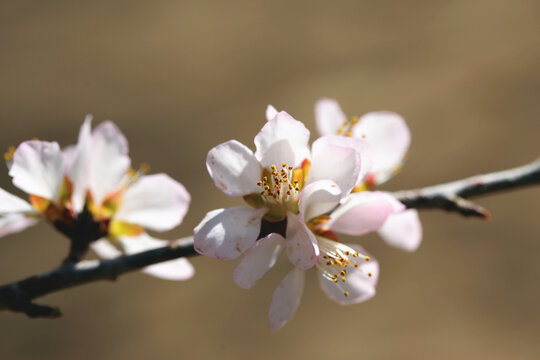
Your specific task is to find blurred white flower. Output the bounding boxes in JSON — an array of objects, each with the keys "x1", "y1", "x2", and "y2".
[{"x1": 0, "y1": 116, "x2": 193, "y2": 280}]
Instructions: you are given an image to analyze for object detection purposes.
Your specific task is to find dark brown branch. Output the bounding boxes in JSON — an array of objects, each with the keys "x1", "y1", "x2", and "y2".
[
  {"x1": 0, "y1": 239, "x2": 197, "y2": 318},
  {"x1": 393, "y1": 158, "x2": 540, "y2": 218},
  {"x1": 1, "y1": 159, "x2": 539, "y2": 318}
]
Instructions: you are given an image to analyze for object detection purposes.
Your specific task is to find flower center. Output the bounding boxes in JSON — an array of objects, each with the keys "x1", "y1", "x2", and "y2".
[
  {"x1": 316, "y1": 237, "x2": 372, "y2": 298},
  {"x1": 336, "y1": 116, "x2": 359, "y2": 137},
  {"x1": 257, "y1": 163, "x2": 299, "y2": 204},
  {"x1": 251, "y1": 162, "x2": 307, "y2": 221}
]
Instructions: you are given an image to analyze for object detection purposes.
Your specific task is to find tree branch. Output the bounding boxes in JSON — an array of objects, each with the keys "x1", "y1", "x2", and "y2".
[
  {"x1": 0, "y1": 239, "x2": 197, "y2": 318},
  {"x1": 393, "y1": 158, "x2": 540, "y2": 218},
  {"x1": 1, "y1": 158, "x2": 539, "y2": 318}
]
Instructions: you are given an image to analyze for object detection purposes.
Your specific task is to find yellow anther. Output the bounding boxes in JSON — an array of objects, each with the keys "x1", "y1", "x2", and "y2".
[
  {"x1": 139, "y1": 163, "x2": 151, "y2": 174},
  {"x1": 354, "y1": 264, "x2": 359, "y2": 268},
  {"x1": 333, "y1": 278, "x2": 338, "y2": 283},
  {"x1": 345, "y1": 251, "x2": 350, "y2": 255},
  {"x1": 353, "y1": 252, "x2": 359, "y2": 257},
  {"x1": 257, "y1": 181, "x2": 263, "y2": 186},
  {"x1": 282, "y1": 163, "x2": 287, "y2": 168},
  {"x1": 3, "y1": 146, "x2": 15, "y2": 161},
  {"x1": 341, "y1": 277, "x2": 347, "y2": 282},
  {"x1": 345, "y1": 131, "x2": 352, "y2": 137},
  {"x1": 368, "y1": 273, "x2": 372, "y2": 277},
  {"x1": 344, "y1": 291, "x2": 349, "y2": 297},
  {"x1": 351, "y1": 116, "x2": 359, "y2": 124},
  {"x1": 288, "y1": 166, "x2": 293, "y2": 170},
  {"x1": 340, "y1": 270, "x2": 347, "y2": 276},
  {"x1": 364, "y1": 256, "x2": 370, "y2": 261},
  {"x1": 271, "y1": 165, "x2": 277, "y2": 170}
]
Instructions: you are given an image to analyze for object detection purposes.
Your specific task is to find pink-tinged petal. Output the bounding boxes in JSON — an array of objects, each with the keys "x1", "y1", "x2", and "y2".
[
  {"x1": 298, "y1": 180, "x2": 341, "y2": 222},
  {"x1": 326, "y1": 192, "x2": 405, "y2": 236},
  {"x1": 67, "y1": 115, "x2": 93, "y2": 213},
  {"x1": 286, "y1": 213, "x2": 319, "y2": 270},
  {"x1": 378, "y1": 209, "x2": 422, "y2": 252},
  {"x1": 119, "y1": 233, "x2": 194, "y2": 281},
  {"x1": 193, "y1": 206, "x2": 265, "y2": 260},
  {"x1": 307, "y1": 135, "x2": 362, "y2": 196},
  {"x1": 313, "y1": 134, "x2": 373, "y2": 183},
  {"x1": 268, "y1": 268, "x2": 305, "y2": 331},
  {"x1": 315, "y1": 98, "x2": 348, "y2": 136},
  {"x1": 88, "y1": 121, "x2": 131, "y2": 205},
  {"x1": 265, "y1": 105, "x2": 278, "y2": 121},
  {"x1": 254, "y1": 111, "x2": 310, "y2": 169},
  {"x1": 318, "y1": 243, "x2": 378, "y2": 305},
  {"x1": 9, "y1": 141, "x2": 65, "y2": 200},
  {"x1": 206, "y1": 140, "x2": 262, "y2": 197},
  {"x1": 0, "y1": 188, "x2": 36, "y2": 214},
  {"x1": 233, "y1": 233, "x2": 285, "y2": 289},
  {"x1": 353, "y1": 111, "x2": 410, "y2": 184},
  {"x1": 114, "y1": 174, "x2": 190, "y2": 232},
  {"x1": 0, "y1": 214, "x2": 39, "y2": 237}
]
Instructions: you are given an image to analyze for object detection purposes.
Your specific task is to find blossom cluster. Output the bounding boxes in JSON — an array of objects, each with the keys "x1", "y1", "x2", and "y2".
[
  {"x1": 0, "y1": 117, "x2": 193, "y2": 280},
  {"x1": 0, "y1": 99, "x2": 421, "y2": 330},
  {"x1": 194, "y1": 99, "x2": 421, "y2": 330}
]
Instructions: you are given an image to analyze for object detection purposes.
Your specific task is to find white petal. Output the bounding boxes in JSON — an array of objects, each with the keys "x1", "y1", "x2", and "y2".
[
  {"x1": 265, "y1": 105, "x2": 278, "y2": 121},
  {"x1": 307, "y1": 135, "x2": 363, "y2": 196},
  {"x1": 9, "y1": 141, "x2": 65, "y2": 200},
  {"x1": 0, "y1": 188, "x2": 35, "y2": 214},
  {"x1": 318, "y1": 243, "x2": 378, "y2": 305},
  {"x1": 206, "y1": 140, "x2": 262, "y2": 197},
  {"x1": 353, "y1": 111, "x2": 410, "y2": 183},
  {"x1": 326, "y1": 192, "x2": 404, "y2": 236},
  {"x1": 268, "y1": 268, "x2": 305, "y2": 331},
  {"x1": 233, "y1": 233, "x2": 285, "y2": 289},
  {"x1": 114, "y1": 174, "x2": 190, "y2": 232},
  {"x1": 298, "y1": 180, "x2": 341, "y2": 222},
  {"x1": 67, "y1": 115, "x2": 93, "y2": 213},
  {"x1": 0, "y1": 214, "x2": 39, "y2": 237},
  {"x1": 119, "y1": 233, "x2": 194, "y2": 281},
  {"x1": 378, "y1": 209, "x2": 422, "y2": 252},
  {"x1": 91, "y1": 239, "x2": 121, "y2": 259},
  {"x1": 314, "y1": 134, "x2": 373, "y2": 183},
  {"x1": 142, "y1": 258, "x2": 194, "y2": 281},
  {"x1": 254, "y1": 111, "x2": 310, "y2": 168},
  {"x1": 314, "y1": 98, "x2": 348, "y2": 136},
  {"x1": 193, "y1": 206, "x2": 265, "y2": 260},
  {"x1": 88, "y1": 121, "x2": 131, "y2": 205},
  {"x1": 286, "y1": 213, "x2": 319, "y2": 270},
  {"x1": 92, "y1": 236, "x2": 194, "y2": 280}
]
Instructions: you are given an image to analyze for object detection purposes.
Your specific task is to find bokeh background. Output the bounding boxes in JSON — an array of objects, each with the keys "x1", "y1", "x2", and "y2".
[{"x1": 1, "y1": 0, "x2": 540, "y2": 359}]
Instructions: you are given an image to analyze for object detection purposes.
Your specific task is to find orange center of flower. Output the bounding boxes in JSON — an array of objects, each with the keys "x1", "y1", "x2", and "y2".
[
  {"x1": 28, "y1": 164, "x2": 150, "y2": 241},
  {"x1": 244, "y1": 160, "x2": 310, "y2": 222}
]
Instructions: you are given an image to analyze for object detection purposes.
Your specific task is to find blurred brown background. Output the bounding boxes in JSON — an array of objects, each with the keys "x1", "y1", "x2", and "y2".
[{"x1": 1, "y1": 0, "x2": 539, "y2": 359}]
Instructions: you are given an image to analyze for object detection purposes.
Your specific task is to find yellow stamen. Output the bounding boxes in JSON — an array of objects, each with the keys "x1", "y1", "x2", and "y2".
[{"x1": 3, "y1": 146, "x2": 15, "y2": 161}]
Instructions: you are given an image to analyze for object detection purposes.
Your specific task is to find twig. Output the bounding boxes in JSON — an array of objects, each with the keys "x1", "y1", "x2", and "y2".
[
  {"x1": 393, "y1": 158, "x2": 540, "y2": 218},
  {"x1": 0, "y1": 239, "x2": 197, "y2": 318},
  {"x1": 1, "y1": 158, "x2": 539, "y2": 318}
]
